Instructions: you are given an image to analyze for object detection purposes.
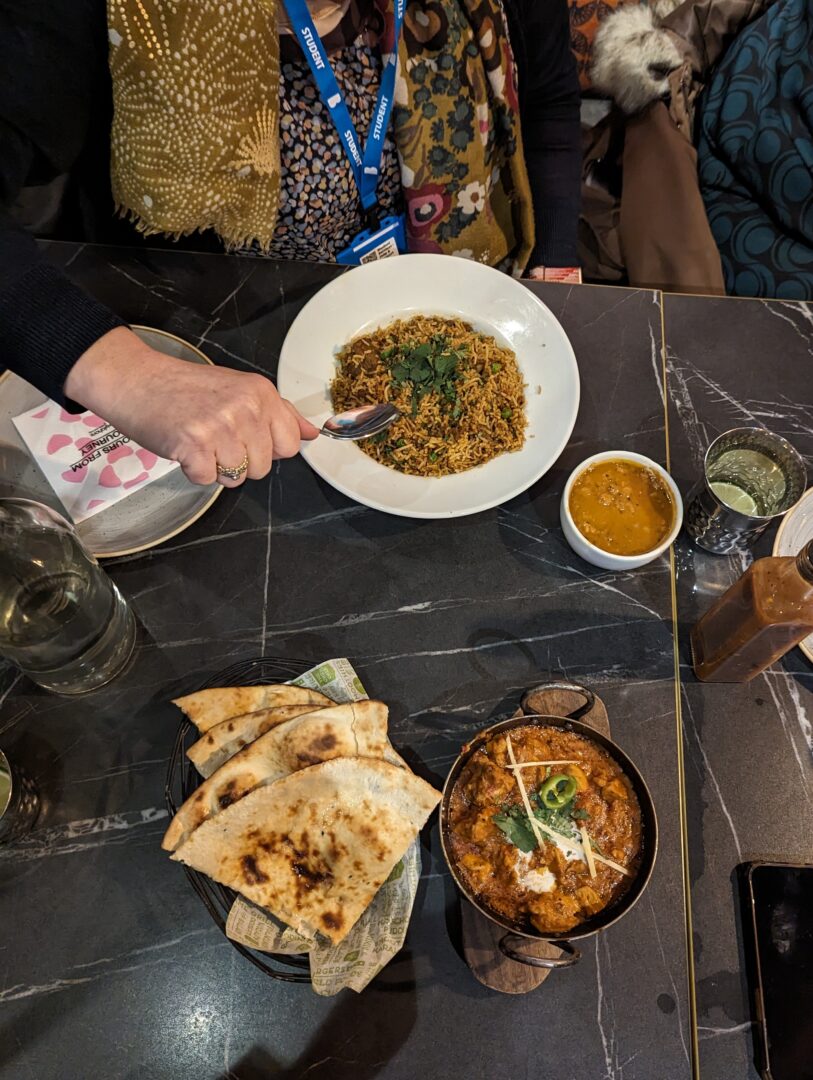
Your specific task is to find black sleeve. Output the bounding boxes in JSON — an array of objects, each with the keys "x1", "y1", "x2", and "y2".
[
  {"x1": 0, "y1": 0, "x2": 123, "y2": 406},
  {"x1": 510, "y1": 0, "x2": 582, "y2": 268}
]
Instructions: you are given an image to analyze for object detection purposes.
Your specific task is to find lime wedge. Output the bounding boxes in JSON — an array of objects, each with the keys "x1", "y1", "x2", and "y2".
[{"x1": 710, "y1": 481, "x2": 758, "y2": 516}]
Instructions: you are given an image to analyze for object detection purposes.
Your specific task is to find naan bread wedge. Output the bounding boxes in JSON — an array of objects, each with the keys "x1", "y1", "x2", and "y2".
[
  {"x1": 163, "y1": 700, "x2": 392, "y2": 851},
  {"x1": 188, "y1": 703, "x2": 327, "y2": 778},
  {"x1": 172, "y1": 684, "x2": 332, "y2": 733},
  {"x1": 171, "y1": 757, "x2": 441, "y2": 943}
]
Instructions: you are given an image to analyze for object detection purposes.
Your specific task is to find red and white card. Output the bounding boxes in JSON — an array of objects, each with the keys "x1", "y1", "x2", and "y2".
[{"x1": 12, "y1": 400, "x2": 179, "y2": 524}]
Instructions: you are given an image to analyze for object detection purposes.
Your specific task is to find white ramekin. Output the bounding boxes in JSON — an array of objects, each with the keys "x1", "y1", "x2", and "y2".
[{"x1": 560, "y1": 451, "x2": 684, "y2": 570}]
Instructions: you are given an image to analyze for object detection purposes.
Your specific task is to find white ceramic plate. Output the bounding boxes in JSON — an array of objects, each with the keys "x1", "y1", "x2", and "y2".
[
  {"x1": 773, "y1": 486, "x2": 813, "y2": 663},
  {"x1": 0, "y1": 326, "x2": 221, "y2": 558},
  {"x1": 277, "y1": 255, "x2": 580, "y2": 519}
]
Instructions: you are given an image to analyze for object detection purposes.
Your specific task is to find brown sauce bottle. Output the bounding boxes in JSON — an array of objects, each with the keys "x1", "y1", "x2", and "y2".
[{"x1": 691, "y1": 540, "x2": 813, "y2": 682}]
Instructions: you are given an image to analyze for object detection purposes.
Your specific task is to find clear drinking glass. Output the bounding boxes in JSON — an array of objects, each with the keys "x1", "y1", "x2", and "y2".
[{"x1": 0, "y1": 499, "x2": 136, "y2": 693}]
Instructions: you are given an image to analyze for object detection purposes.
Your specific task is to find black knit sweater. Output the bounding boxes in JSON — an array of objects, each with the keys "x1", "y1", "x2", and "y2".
[{"x1": 0, "y1": 0, "x2": 580, "y2": 405}]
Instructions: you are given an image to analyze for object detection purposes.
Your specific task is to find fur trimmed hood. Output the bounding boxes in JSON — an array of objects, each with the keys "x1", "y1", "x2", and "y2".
[{"x1": 591, "y1": 0, "x2": 777, "y2": 115}]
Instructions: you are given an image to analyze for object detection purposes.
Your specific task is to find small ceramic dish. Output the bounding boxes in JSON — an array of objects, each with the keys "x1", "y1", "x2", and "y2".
[{"x1": 560, "y1": 451, "x2": 684, "y2": 570}]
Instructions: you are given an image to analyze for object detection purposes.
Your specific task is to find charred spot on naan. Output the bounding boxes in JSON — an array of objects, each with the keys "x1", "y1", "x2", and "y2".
[
  {"x1": 321, "y1": 910, "x2": 344, "y2": 933},
  {"x1": 217, "y1": 778, "x2": 245, "y2": 810},
  {"x1": 312, "y1": 733, "x2": 337, "y2": 751},
  {"x1": 292, "y1": 857, "x2": 333, "y2": 891},
  {"x1": 240, "y1": 854, "x2": 269, "y2": 885},
  {"x1": 321, "y1": 830, "x2": 346, "y2": 866},
  {"x1": 295, "y1": 752, "x2": 323, "y2": 767},
  {"x1": 240, "y1": 829, "x2": 336, "y2": 897},
  {"x1": 357, "y1": 821, "x2": 390, "y2": 861},
  {"x1": 296, "y1": 733, "x2": 339, "y2": 768}
]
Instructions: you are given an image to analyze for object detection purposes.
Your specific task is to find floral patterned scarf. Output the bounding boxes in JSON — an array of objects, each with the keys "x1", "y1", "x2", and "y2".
[{"x1": 107, "y1": 0, "x2": 534, "y2": 269}]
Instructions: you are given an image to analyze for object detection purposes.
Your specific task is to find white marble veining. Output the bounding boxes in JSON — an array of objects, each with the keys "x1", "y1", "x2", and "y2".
[
  {"x1": 256, "y1": 564, "x2": 666, "y2": 643},
  {"x1": 260, "y1": 479, "x2": 274, "y2": 652},
  {"x1": 0, "y1": 670, "x2": 22, "y2": 709},
  {"x1": 0, "y1": 807, "x2": 168, "y2": 863},
  {"x1": 73, "y1": 757, "x2": 169, "y2": 785},
  {"x1": 361, "y1": 619, "x2": 628, "y2": 667},
  {"x1": 764, "y1": 299, "x2": 813, "y2": 343},
  {"x1": 666, "y1": 354, "x2": 715, "y2": 469},
  {"x1": 0, "y1": 928, "x2": 217, "y2": 1004},
  {"x1": 761, "y1": 670, "x2": 812, "y2": 801},
  {"x1": 109, "y1": 505, "x2": 371, "y2": 565},
  {"x1": 595, "y1": 936, "x2": 622, "y2": 1079},
  {"x1": 647, "y1": 898, "x2": 691, "y2": 1066},
  {"x1": 649, "y1": 322, "x2": 665, "y2": 406},
  {"x1": 698, "y1": 1021, "x2": 755, "y2": 1040},
  {"x1": 681, "y1": 688, "x2": 743, "y2": 859}
]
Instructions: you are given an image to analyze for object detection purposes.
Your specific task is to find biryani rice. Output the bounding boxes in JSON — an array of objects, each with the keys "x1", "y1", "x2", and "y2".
[{"x1": 330, "y1": 315, "x2": 527, "y2": 477}]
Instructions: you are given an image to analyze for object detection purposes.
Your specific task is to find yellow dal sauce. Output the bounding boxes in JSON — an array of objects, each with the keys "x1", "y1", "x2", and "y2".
[{"x1": 569, "y1": 459, "x2": 675, "y2": 556}]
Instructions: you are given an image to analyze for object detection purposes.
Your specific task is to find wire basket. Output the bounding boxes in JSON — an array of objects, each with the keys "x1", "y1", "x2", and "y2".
[{"x1": 165, "y1": 654, "x2": 315, "y2": 982}]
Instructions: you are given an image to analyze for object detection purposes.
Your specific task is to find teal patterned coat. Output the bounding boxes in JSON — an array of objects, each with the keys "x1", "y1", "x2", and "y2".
[{"x1": 697, "y1": 0, "x2": 813, "y2": 299}]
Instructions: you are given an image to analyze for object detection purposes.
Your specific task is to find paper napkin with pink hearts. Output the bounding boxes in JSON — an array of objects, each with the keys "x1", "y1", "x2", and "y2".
[{"x1": 12, "y1": 401, "x2": 179, "y2": 524}]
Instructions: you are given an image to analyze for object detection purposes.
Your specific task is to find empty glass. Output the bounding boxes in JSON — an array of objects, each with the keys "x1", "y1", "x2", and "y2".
[{"x1": 0, "y1": 499, "x2": 136, "y2": 693}]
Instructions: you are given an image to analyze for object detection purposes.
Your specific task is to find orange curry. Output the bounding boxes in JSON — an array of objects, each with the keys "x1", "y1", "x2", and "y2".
[
  {"x1": 569, "y1": 458, "x2": 675, "y2": 556},
  {"x1": 448, "y1": 725, "x2": 642, "y2": 934}
]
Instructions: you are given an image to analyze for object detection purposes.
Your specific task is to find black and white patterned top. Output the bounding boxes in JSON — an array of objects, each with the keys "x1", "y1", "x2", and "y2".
[{"x1": 264, "y1": 31, "x2": 402, "y2": 261}]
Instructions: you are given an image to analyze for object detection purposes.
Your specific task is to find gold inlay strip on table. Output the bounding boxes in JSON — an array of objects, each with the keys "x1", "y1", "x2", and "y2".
[{"x1": 661, "y1": 293, "x2": 700, "y2": 1080}]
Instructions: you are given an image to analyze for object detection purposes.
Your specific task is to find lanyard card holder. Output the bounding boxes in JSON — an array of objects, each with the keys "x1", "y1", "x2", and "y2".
[{"x1": 337, "y1": 213, "x2": 407, "y2": 265}]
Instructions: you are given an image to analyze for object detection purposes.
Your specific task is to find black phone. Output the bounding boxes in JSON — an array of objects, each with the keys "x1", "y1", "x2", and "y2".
[{"x1": 741, "y1": 861, "x2": 813, "y2": 1080}]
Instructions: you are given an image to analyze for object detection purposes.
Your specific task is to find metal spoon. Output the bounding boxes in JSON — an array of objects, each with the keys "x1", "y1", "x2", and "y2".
[{"x1": 320, "y1": 403, "x2": 400, "y2": 441}]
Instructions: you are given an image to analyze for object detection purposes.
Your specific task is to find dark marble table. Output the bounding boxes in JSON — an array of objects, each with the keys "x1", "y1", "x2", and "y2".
[{"x1": 0, "y1": 244, "x2": 809, "y2": 1080}]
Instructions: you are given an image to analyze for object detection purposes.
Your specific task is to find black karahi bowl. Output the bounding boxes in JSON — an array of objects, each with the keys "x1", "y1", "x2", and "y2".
[{"x1": 440, "y1": 682, "x2": 658, "y2": 969}]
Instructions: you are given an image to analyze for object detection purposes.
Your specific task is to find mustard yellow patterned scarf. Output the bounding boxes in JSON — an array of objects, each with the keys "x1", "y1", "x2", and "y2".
[{"x1": 107, "y1": 0, "x2": 534, "y2": 268}]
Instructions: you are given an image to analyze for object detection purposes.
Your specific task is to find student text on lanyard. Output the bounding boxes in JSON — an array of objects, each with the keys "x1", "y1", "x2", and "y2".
[{"x1": 282, "y1": 0, "x2": 408, "y2": 262}]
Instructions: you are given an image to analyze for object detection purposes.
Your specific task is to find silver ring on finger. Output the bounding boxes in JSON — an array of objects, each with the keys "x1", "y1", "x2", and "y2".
[{"x1": 216, "y1": 453, "x2": 249, "y2": 481}]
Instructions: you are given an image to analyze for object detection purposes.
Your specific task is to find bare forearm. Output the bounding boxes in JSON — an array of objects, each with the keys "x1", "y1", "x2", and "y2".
[{"x1": 64, "y1": 326, "x2": 160, "y2": 416}]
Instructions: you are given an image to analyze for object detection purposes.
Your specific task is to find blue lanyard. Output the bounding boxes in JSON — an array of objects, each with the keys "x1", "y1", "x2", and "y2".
[{"x1": 282, "y1": 0, "x2": 405, "y2": 212}]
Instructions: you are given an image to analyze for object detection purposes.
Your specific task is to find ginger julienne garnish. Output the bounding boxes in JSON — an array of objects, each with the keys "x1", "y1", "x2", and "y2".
[{"x1": 500, "y1": 739, "x2": 633, "y2": 877}]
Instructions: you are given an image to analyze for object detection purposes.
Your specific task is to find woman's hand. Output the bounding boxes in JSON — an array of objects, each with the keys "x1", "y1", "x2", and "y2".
[{"x1": 64, "y1": 327, "x2": 319, "y2": 487}]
